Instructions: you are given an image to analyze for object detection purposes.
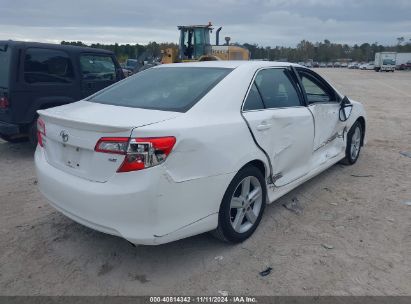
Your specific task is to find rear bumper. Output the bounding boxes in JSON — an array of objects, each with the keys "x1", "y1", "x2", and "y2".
[
  {"x1": 0, "y1": 121, "x2": 20, "y2": 135},
  {"x1": 35, "y1": 147, "x2": 232, "y2": 245}
]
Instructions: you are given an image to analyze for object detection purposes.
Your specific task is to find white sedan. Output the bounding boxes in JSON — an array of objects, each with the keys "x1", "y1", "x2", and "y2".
[
  {"x1": 360, "y1": 62, "x2": 375, "y2": 70},
  {"x1": 35, "y1": 61, "x2": 366, "y2": 245}
]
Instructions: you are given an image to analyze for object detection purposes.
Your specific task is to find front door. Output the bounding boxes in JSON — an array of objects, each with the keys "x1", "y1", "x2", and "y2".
[
  {"x1": 297, "y1": 68, "x2": 346, "y2": 167},
  {"x1": 242, "y1": 68, "x2": 315, "y2": 187}
]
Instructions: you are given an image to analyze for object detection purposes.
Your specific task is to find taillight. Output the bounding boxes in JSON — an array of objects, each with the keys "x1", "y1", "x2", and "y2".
[
  {"x1": 118, "y1": 137, "x2": 176, "y2": 172},
  {"x1": 94, "y1": 136, "x2": 176, "y2": 172},
  {"x1": 0, "y1": 96, "x2": 9, "y2": 109},
  {"x1": 95, "y1": 137, "x2": 129, "y2": 155},
  {"x1": 37, "y1": 118, "x2": 46, "y2": 147}
]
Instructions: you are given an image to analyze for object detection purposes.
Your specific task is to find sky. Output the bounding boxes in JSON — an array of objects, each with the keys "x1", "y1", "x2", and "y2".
[{"x1": 0, "y1": 0, "x2": 410, "y2": 47}]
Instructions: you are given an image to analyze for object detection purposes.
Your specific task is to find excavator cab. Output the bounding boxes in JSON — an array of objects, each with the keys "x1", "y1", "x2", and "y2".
[{"x1": 178, "y1": 24, "x2": 212, "y2": 60}]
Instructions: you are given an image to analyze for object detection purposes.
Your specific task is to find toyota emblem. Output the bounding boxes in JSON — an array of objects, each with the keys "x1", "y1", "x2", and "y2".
[{"x1": 60, "y1": 130, "x2": 69, "y2": 143}]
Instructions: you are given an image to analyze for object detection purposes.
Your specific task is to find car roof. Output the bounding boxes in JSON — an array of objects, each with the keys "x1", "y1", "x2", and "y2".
[
  {"x1": 156, "y1": 60, "x2": 302, "y2": 69},
  {"x1": 0, "y1": 40, "x2": 113, "y2": 54}
]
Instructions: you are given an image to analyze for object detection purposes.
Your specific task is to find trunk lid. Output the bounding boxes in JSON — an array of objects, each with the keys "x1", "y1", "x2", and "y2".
[{"x1": 39, "y1": 100, "x2": 181, "y2": 182}]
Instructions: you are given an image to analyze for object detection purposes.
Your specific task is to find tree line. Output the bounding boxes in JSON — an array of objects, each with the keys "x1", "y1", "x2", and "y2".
[
  {"x1": 61, "y1": 38, "x2": 411, "y2": 63},
  {"x1": 61, "y1": 40, "x2": 177, "y2": 63}
]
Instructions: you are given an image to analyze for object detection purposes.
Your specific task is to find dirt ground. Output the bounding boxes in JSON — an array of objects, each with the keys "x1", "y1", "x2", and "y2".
[{"x1": 0, "y1": 69, "x2": 410, "y2": 296}]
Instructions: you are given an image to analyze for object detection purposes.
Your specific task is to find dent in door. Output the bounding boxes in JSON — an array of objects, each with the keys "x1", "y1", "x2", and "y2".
[{"x1": 309, "y1": 104, "x2": 346, "y2": 165}]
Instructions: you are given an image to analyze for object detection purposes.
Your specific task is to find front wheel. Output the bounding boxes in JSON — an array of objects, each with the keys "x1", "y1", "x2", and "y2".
[
  {"x1": 212, "y1": 166, "x2": 266, "y2": 243},
  {"x1": 341, "y1": 121, "x2": 363, "y2": 165}
]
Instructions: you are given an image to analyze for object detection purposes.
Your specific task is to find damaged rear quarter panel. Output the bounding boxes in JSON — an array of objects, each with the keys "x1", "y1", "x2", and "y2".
[
  {"x1": 138, "y1": 112, "x2": 268, "y2": 183},
  {"x1": 130, "y1": 115, "x2": 269, "y2": 236}
]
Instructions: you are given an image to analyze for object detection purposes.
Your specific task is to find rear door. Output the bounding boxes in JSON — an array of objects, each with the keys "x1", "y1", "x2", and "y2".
[
  {"x1": 242, "y1": 68, "x2": 314, "y2": 186},
  {"x1": 79, "y1": 53, "x2": 119, "y2": 98},
  {"x1": 17, "y1": 47, "x2": 80, "y2": 124},
  {"x1": 296, "y1": 68, "x2": 345, "y2": 166}
]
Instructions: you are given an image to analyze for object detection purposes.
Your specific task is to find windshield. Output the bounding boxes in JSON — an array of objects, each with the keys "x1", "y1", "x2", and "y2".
[
  {"x1": 383, "y1": 59, "x2": 395, "y2": 65},
  {"x1": 89, "y1": 67, "x2": 232, "y2": 112},
  {"x1": 0, "y1": 44, "x2": 11, "y2": 88}
]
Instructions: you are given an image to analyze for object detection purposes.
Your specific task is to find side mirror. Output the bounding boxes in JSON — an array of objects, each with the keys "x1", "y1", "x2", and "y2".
[{"x1": 339, "y1": 95, "x2": 352, "y2": 121}]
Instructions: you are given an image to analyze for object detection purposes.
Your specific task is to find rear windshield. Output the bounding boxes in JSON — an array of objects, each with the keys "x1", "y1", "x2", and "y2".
[
  {"x1": 0, "y1": 44, "x2": 11, "y2": 88},
  {"x1": 88, "y1": 67, "x2": 232, "y2": 112}
]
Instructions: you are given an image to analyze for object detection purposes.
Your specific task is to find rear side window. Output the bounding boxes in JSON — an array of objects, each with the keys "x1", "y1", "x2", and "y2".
[
  {"x1": 0, "y1": 44, "x2": 11, "y2": 87},
  {"x1": 80, "y1": 55, "x2": 116, "y2": 81},
  {"x1": 89, "y1": 67, "x2": 232, "y2": 112},
  {"x1": 24, "y1": 48, "x2": 74, "y2": 84},
  {"x1": 243, "y1": 83, "x2": 264, "y2": 111}
]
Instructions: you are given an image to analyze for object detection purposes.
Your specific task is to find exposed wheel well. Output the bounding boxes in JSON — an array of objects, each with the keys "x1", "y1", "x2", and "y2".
[
  {"x1": 356, "y1": 116, "x2": 366, "y2": 146},
  {"x1": 241, "y1": 159, "x2": 267, "y2": 179}
]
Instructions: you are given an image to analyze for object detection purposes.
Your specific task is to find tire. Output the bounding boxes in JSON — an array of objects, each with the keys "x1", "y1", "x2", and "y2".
[
  {"x1": 212, "y1": 165, "x2": 266, "y2": 243},
  {"x1": 28, "y1": 117, "x2": 38, "y2": 148},
  {"x1": 341, "y1": 121, "x2": 363, "y2": 165}
]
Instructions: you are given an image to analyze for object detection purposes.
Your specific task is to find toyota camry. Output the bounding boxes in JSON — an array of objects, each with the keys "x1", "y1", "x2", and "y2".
[{"x1": 35, "y1": 61, "x2": 366, "y2": 245}]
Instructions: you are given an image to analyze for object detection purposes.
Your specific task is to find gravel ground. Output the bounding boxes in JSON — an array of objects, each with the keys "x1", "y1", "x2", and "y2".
[{"x1": 0, "y1": 69, "x2": 410, "y2": 296}]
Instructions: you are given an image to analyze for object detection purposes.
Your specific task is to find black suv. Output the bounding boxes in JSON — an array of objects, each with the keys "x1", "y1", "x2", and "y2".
[{"x1": 0, "y1": 41, "x2": 124, "y2": 145}]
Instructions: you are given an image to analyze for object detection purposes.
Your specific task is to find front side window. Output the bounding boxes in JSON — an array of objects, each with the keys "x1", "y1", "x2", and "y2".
[
  {"x1": 89, "y1": 67, "x2": 232, "y2": 112},
  {"x1": 252, "y1": 68, "x2": 301, "y2": 109},
  {"x1": 80, "y1": 55, "x2": 116, "y2": 81},
  {"x1": 298, "y1": 71, "x2": 335, "y2": 103},
  {"x1": 24, "y1": 48, "x2": 74, "y2": 84}
]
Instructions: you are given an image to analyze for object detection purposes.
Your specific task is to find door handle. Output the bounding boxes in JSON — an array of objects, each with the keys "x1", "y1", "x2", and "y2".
[{"x1": 256, "y1": 122, "x2": 272, "y2": 131}]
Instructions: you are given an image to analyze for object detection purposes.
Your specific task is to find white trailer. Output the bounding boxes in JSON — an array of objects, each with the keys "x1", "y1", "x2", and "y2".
[
  {"x1": 374, "y1": 52, "x2": 397, "y2": 72},
  {"x1": 395, "y1": 53, "x2": 411, "y2": 69}
]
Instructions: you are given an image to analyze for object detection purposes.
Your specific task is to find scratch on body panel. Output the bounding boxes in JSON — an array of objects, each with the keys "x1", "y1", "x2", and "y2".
[{"x1": 314, "y1": 130, "x2": 345, "y2": 152}]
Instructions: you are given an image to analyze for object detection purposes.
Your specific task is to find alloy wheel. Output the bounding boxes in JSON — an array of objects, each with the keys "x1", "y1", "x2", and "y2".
[
  {"x1": 350, "y1": 126, "x2": 361, "y2": 160},
  {"x1": 229, "y1": 176, "x2": 263, "y2": 233}
]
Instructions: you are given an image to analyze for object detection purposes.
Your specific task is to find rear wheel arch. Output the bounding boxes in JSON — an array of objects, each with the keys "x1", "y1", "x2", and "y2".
[{"x1": 239, "y1": 159, "x2": 267, "y2": 181}]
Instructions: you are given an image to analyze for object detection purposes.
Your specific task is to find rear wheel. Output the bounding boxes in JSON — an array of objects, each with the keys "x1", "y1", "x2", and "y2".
[
  {"x1": 341, "y1": 121, "x2": 363, "y2": 165},
  {"x1": 212, "y1": 166, "x2": 266, "y2": 243}
]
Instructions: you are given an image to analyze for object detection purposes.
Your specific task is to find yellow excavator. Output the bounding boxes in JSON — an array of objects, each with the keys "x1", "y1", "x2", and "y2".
[{"x1": 161, "y1": 22, "x2": 250, "y2": 64}]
